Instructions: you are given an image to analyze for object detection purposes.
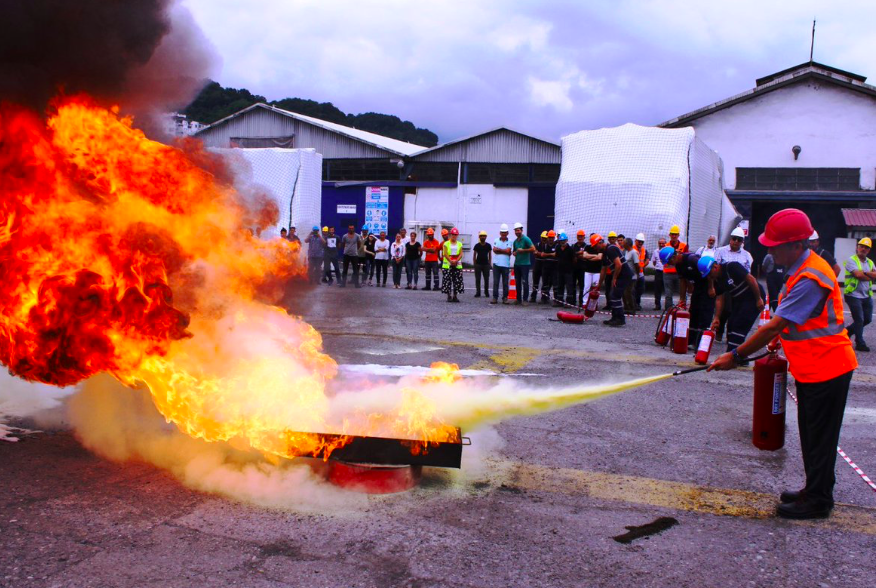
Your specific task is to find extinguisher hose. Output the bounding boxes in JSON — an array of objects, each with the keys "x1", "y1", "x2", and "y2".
[{"x1": 671, "y1": 351, "x2": 771, "y2": 377}]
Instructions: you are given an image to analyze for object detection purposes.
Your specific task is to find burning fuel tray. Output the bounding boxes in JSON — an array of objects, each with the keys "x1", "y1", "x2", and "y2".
[{"x1": 312, "y1": 429, "x2": 466, "y2": 468}]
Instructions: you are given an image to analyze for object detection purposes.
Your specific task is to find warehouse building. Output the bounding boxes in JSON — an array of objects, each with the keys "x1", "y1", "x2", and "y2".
[
  {"x1": 195, "y1": 103, "x2": 426, "y2": 234},
  {"x1": 659, "y1": 61, "x2": 876, "y2": 266},
  {"x1": 196, "y1": 106, "x2": 562, "y2": 258}
]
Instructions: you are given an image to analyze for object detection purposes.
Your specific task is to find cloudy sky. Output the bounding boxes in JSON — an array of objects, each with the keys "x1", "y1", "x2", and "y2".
[{"x1": 183, "y1": 0, "x2": 876, "y2": 144}]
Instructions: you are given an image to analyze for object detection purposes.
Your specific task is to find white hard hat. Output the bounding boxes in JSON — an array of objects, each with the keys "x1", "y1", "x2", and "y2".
[
  {"x1": 635, "y1": 232, "x2": 645, "y2": 241},
  {"x1": 809, "y1": 230, "x2": 819, "y2": 240},
  {"x1": 730, "y1": 227, "x2": 745, "y2": 238},
  {"x1": 513, "y1": 222, "x2": 524, "y2": 229},
  {"x1": 499, "y1": 223, "x2": 509, "y2": 232}
]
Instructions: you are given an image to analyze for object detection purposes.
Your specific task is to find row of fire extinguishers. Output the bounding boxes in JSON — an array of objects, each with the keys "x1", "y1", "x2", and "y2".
[{"x1": 655, "y1": 301, "x2": 788, "y2": 451}]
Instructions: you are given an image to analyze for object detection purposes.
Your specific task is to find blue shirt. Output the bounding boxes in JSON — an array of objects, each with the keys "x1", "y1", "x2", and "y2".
[
  {"x1": 774, "y1": 250, "x2": 830, "y2": 325},
  {"x1": 492, "y1": 237, "x2": 512, "y2": 267}
]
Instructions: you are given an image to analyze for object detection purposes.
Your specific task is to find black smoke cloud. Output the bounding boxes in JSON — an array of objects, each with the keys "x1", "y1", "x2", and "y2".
[{"x1": 0, "y1": 0, "x2": 217, "y2": 129}]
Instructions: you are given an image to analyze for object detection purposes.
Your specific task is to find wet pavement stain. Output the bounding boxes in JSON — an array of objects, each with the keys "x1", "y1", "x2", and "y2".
[{"x1": 612, "y1": 516, "x2": 679, "y2": 544}]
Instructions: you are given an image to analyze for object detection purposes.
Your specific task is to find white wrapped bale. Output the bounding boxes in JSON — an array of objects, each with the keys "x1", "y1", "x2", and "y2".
[{"x1": 554, "y1": 124, "x2": 739, "y2": 248}]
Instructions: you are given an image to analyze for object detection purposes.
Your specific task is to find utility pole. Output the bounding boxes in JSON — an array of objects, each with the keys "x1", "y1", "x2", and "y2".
[{"x1": 810, "y1": 19, "x2": 816, "y2": 63}]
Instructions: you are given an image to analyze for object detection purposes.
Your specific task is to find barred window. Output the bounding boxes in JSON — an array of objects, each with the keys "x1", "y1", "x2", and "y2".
[{"x1": 736, "y1": 168, "x2": 860, "y2": 191}]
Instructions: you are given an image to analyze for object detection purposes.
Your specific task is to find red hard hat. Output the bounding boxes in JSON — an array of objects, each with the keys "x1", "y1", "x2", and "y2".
[
  {"x1": 590, "y1": 233, "x2": 603, "y2": 246},
  {"x1": 576, "y1": 229, "x2": 585, "y2": 237},
  {"x1": 426, "y1": 228, "x2": 434, "y2": 234},
  {"x1": 547, "y1": 230, "x2": 557, "y2": 238},
  {"x1": 758, "y1": 208, "x2": 814, "y2": 247},
  {"x1": 450, "y1": 228, "x2": 459, "y2": 235},
  {"x1": 441, "y1": 228, "x2": 449, "y2": 236}
]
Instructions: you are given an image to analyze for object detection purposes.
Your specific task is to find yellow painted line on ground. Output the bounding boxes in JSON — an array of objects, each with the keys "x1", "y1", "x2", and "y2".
[{"x1": 507, "y1": 461, "x2": 876, "y2": 536}]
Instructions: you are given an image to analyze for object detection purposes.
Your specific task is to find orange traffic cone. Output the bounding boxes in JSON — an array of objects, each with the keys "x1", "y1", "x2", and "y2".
[
  {"x1": 508, "y1": 269, "x2": 517, "y2": 301},
  {"x1": 759, "y1": 295, "x2": 771, "y2": 327}
]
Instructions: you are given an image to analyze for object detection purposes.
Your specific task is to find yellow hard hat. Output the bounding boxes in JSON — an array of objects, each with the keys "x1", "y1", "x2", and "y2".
[
  {"x1": 859, "y1": 237, "x2": 872, "y2": 248},
  {"x1": 669, "y1": 225, "x2": 680, "y2": 235},
  {"x1": 540, "y1": 231, "x2": 548, "y2": 238},
  {"x1": 607, "y1": 231, "x2": 617, "y2": 238},
  {"x1": 478, "y1": 230, "x2": 487, "y2": 236},
  {"x1": 322, "y1": 226, "x2": 328, "y2": 232}
]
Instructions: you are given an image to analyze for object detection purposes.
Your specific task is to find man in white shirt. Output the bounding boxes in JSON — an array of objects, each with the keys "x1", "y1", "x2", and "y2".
[
  {"x1": 695, "y1": 235, "x2": 717, "y2": 258},
  {"x1": 650, "y1": 237, "x2": 666, "y2": 310},
  {"x1": 491, "y1": 225, "x2": 513, "y2": 304}
]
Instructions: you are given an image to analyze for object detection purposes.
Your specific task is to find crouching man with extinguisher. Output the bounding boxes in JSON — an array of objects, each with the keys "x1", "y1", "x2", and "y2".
[
  {"x1": 703, "y1": 257, "x2": 765, "y2": 352},
  {"x1": 709, "y1": 208, "x2": 857, "y2": 520},
  {"x1": 659, "y1": 247, "x2": 711, "y2": 350}
]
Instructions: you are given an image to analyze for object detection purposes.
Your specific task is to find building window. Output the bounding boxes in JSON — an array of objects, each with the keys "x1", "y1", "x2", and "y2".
[
  {"x1": 406, "y1": 162, "x2": 458, "y2": 183},
  {"x1": 736, "y1": 168, "x2": 860, "y2": 191},
  {"x1": 461, "y1": 163, "x2": 559, "y2": 184},
  {"x1": 323, "y1": 159, "x2": 402, "y2": 181}
]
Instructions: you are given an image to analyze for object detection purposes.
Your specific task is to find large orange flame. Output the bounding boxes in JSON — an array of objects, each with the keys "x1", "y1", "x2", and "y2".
[{"x1": 0, "y1": 96, "x2": 458, "y2": 460}]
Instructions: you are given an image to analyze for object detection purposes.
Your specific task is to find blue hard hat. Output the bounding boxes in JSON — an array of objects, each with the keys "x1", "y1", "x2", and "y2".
[
  {"x1": 361, "y1": 224, "x2": 369, "y2": 231},
  {"x1": 558, "y1": 232, "x2": 568, "y2": 241},
  {"x1": 697, "y1": 255, "x2": 716, "y2": 278},
  {"x1": 312, "y1": 225, "x2": 319, "y2": 231},
  {"x1": 659, "y1": 246, "x2": 677, "y2": 265}
]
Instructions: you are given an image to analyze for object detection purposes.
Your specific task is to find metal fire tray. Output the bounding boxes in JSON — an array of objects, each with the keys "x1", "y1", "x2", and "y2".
[{"x1": 313, "y1": 429, "x2": 466, "y2": 468}]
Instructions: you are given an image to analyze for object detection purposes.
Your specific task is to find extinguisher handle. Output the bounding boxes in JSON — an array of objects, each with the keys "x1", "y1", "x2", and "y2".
[{"x1": 767, "y1": 337, "x2": 782, "y2": 353}]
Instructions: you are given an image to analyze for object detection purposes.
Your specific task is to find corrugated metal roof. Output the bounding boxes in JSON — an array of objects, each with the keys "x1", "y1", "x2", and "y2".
[
  {"x1": 842, "y1": 208, "x2": 876, "y2": 227},
  {"x1": 411, "y1": 127, "x2": 561, "y2": 163},
  {"x1": 197, "y1": 103, "x2": 427, "y2": 157}
]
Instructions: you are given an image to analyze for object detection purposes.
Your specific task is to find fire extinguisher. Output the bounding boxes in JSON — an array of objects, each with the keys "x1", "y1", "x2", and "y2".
[
  {"x1": 584, "y1": 287, "x2": 600, "y2": 318},
  {"x1": 655, "y1": 306, "x2": 677, "y2": 346},
  {"x1": 694, "y1": 328, "x2": 715, "y2": 364},
  {"x1": 752, "y1": 338, "x2": 787, "y2": 451},
  {"x1": 671, "y1": 306, "x2": 690, "y2": 354}
]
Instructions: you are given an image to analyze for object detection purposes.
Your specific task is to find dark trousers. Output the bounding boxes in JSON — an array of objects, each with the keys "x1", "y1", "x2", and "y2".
[
  {"x1": 727, "y1": 293, "x2": 761, "y2": 351},
  {"x1": 766, "y1": 273, "x2": 783, "y2": 311},
  {"x1": 514, "y1": 265, "x2": 530, "y2": 302},
  {"x1": 307, "y1": 257, "x2": 322, "y2": 283},
  {"x1": 405, "y1": 258, "x2": 420, "y2": 286},
  {"x1": 323, "y1": 255, "x2": 340, "y2": 282},
  {"x1": 717, "y1": 293, "x2": 731, "y2": 339},
  {"x1": 342, "y1": 254, "x2": 360, "y2": 286},
  {"x1": 635, "y1": 275, "x2": 645, "y2": 307},
  {"x1": 392, "y1": 259, "x2": 404, "y2": 286},
  {"x1": 796, "y1": 370, "x2": 853, "y2": 504},
  {"x1": 540, "y1": 263, "x2": 556, "y2": 301},
  {"x1": 653, "y1": 270, "x2": 664, "y2": 309},
  {"x1": 574, "y1": 269, "x2": 586, "y2": 304},
  {"x1": 622, "y1": 281, "x2": 636, "y2": 313},
  {"x1": 689, "y1": 285, "x2": 716, "y2": 348},
  {"x1": 610, "y1": 273, "x2": 631, "y2": 323},
  {"x1": 474, "y1": 263, "x2": 491, "y2": 294},
  {"x1": 530, "y1": 260, "x2": 543, "y2": 300},
  {"x1": 492, "y1": 265, "x2": 509, "y2": 300},
  {"x1": 424, "y1": 261, "x2": 440, "y2": 289},
  {"x1": 374, "y1": 259, "x2": 388, "y2": 285},
  {"x1": 555, "y1": 271, "x2": 575, "y2": 305},
  {"x1": 361, "y1": 257, "x2": 372, "y2": 281},
  {"x1": 844, "y1": 295, "x2": 872, "y2": 346}
]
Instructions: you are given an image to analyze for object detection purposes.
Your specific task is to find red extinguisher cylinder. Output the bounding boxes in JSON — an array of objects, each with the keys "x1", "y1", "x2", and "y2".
[
  {"x1": 655, "y1": 307, "x2": 676, "y2": 346},
  {"x1": 584, "y1": 288, "x2": 599, "y2": 318},
  {"x1": 694, "y1": 329, "x2": 715, "y2": 364},
  {"x1": 671, "y1": 307, "x2": 690, "y2": 354},
  {"x1": 752, "y1": 351, "x2": 788, "y2": 451}
]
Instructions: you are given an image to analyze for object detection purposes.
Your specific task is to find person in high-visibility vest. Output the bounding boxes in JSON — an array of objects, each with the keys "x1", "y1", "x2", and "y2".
[
  {"x1": 441, "y1": 228, "x2": 465, "y2": 302},
  {"x1": 633, "y1": 233, "x2": 648, "y2": 311},
  {"x1": 843, "y1": 237, "x2": 876, "y2": 352},
  {"x1": 663, "y1": 225, "x2": 688, "y2": 307},
  {"x1": 710, "y1": 208, "x2": 857, "y2": 520}
]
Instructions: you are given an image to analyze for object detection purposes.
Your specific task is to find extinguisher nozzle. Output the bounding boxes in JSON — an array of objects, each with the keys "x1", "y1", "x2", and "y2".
[{"x1": 672, "y1": 366, "x2": 709, "y2": 376}]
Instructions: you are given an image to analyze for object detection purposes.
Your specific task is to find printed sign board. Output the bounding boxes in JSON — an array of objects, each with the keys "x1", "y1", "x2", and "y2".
[{"x1": 364, "y1": 186, "x2": 389, "y2": 234}]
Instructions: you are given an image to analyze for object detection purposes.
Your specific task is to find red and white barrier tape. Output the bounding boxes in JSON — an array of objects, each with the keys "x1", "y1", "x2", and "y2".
[
  {"x1": 785, "y1": 386, "x2": 876, "y2": 493},
  {"x1": 536, "y1": 288, "x2": 665, "y2": 319}
]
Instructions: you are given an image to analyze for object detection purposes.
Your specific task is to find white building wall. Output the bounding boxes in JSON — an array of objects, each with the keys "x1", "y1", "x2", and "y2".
[
  {"x1": 687, "y1": 82, "x2": 876, "y2": 189},
  {"x1": 405, "y1": 185, "x2": 528, "y2": 264}
]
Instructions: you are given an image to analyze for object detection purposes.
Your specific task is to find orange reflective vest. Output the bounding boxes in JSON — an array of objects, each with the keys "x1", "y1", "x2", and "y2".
[
  {"x1": 633, "y1": 244, "x2": 647, "y2": 273},
  {"x1": 663, "y1": 240, "x2": 687, "y2": 274},
  {"x1": 777, "y1": 252, "x2": 857, "y2": 383}
]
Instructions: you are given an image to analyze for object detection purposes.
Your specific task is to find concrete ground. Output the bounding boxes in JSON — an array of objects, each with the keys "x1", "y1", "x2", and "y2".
[{"x1": 3, "y1": 272, "x2": 876, "y2": 588}]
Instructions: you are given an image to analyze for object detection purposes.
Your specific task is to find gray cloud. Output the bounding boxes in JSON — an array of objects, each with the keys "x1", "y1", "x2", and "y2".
[{"x1": 183, "y1": 0, "x2": 874, "y2": 142}]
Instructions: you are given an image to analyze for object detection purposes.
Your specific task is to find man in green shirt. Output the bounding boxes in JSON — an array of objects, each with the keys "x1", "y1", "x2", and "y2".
[{"x1": 512, "y1": 222, "x2": 535, "y2": 306}]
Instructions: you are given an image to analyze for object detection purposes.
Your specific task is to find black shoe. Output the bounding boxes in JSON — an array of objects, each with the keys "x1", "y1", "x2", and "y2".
[
  {"x1": 452, "y1": 296, "x2": 460, "y2": 303},
  {"x1": 424, "y1": 286, "x2": 431, "y2": 291},
  {"x1": 776, "y1": 498, "x2": 833, "y2": 520},
  {"x1": 856, "y1": 343, "x2": 870, "y2": 352},
  {"x1": 474, "y1": 293, "x2": 481, "y2": 298},
  {"x1": 502, "y1": 298, "x2": 509, "y2": 304},
  {"x1": 447, "y1": 296, "x2": 453, "y2": 302},
  {"x1": 608, "y1": 320, "x2": 624, "y2": 327},
  {"x1": 490, "y1": 298, "x2": 498, "y2": 304},
  {"x1": 514, "y1": 299, "x2": 523, "y2": 305},
  {"x1": 529, "y1": 293, "x2": 537, "y2": 303},
  {"x1": 780, "y1": 489, "x2": 805, "y2": 504},
  {"x1": 405, "y1": 285, "x2": 411, "y2": 290}
]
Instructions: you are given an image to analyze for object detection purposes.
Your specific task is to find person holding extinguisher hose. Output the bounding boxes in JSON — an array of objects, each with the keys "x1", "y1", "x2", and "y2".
[
  {"x1": 710, "y1": 208, "x2": 857, "y2": 520},
  {"x1": 706, "y1": 259, "x2": 764, "y2": 352},
  {"x1": 659, "y1": 247, "x2": 710, "y2": 348}
]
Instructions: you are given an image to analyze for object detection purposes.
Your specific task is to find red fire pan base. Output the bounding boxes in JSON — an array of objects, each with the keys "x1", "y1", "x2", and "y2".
[{"x1": 327, "y1": 461, "x2": 423, "y2": 494}]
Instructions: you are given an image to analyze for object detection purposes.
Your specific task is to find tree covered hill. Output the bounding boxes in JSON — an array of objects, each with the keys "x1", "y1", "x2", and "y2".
[{"x1": 184, "y1": 81, "x2": 439, "y2": 147}]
